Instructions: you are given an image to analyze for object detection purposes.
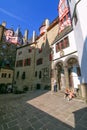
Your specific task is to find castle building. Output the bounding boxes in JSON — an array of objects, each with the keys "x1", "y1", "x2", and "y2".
[
  {"x1": 68, "y1": 0, "x2": 87, "y2": 83},
  {"x1": 0, "y1": 22, "x2": 26, "y2": 88},
  {"x1": 4, "y1": 0, "x2": 87, "y2": 100},
  {"x1": 0, "y1": 22, "x2": 24, "y2": 69},
  {"x1": 51, "y1": 0, "x2": 81, "y2": 91},
  {"x1": 68, "y1": 0, "x2": 87, "y2": 99},
  {"x1": 14, "y1": 42, "x2": 36, "y2": 90},
  {"x1": 14, "y1": 18, "x2": 59, "y2": 90},
  {"x1": 0, "y1": 67, "x2": 13, "y2": 86},
  {"x1": 0, "y1": 22, "x2": 17, "y2": 88},
  {"x1": 34, "y1": 18, "x2": 58, "y2": 90}
]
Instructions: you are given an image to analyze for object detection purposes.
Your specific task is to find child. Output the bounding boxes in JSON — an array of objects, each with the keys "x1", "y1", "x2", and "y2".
[
  {"x1": 64, "y1": 88, "x2": 70, "y2": 99},
  {"x1": 67, "y1": 89, "x2": 75, "y2": 101}
]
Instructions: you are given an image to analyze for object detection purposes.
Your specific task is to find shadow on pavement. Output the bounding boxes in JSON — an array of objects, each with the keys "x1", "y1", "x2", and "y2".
[{"x1": 0, "y1": 90, "x2": 87, "y2": 130}]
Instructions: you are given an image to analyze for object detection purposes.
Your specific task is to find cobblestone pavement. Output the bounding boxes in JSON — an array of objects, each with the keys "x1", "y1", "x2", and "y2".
[{"x1": 0, "y1": 90, "x2": 87, "y2": 130}]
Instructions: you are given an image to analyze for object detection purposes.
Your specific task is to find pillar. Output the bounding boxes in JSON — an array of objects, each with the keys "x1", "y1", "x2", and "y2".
[{"x1": 63, "y1": 65, "x2": 69, "y2": 88}]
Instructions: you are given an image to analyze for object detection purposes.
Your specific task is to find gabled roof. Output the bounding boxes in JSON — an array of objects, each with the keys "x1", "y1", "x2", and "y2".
[{"x1": 52, "y1": 26, "x2": 73, "y2": 45}]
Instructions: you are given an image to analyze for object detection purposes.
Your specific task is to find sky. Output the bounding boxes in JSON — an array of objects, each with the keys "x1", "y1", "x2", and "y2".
[{"x1": 0, "y1": 0, "x2": 59, "y2": 39}]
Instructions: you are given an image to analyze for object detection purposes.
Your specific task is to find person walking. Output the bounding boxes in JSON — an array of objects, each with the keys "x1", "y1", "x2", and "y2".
[{"x1": 54, "y1": 79, "x2": 57, "y2": 92}]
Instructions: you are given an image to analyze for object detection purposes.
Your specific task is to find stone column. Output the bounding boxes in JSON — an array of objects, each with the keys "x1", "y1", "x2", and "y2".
[
  {"x1": 51, "y1": 68, "x2": 56, "y2": 91},
  {"x1": 63, "y1": 65, "x2": 69, "y2": 88},
  {"x1": 80, "y1": 83, "x2": 87, "y2": 103}
]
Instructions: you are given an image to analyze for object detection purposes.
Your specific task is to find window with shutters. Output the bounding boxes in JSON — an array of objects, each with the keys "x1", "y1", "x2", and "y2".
[
  {"x1": 16, "y1": 60, "x2": 23, "y2": 67},
  {"x1": 24, "y1": 58, "x2": 31, "y2": 66},
  {"x1": 56, "y1": 37, "x2": 69, "y2": 53}
]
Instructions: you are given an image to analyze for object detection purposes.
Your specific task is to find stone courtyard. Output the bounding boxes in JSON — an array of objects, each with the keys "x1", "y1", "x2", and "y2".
[{"x1": 0, "y1": 90, "x2": 87, "y2": 130}]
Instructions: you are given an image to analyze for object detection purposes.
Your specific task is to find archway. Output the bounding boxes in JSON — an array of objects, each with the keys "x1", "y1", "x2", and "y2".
[
  {"x1": 55, "y1": 62, "x2": 65, "y2": 90},
  {"x1": 67, "y1": 58, "x2": 81, "y2": 89}
]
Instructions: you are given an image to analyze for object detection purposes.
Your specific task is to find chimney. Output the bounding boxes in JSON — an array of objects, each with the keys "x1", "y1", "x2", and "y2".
[
  {"x1": 32, "y1": 30, "x2": 36, "y2": 42},
  {"x1": 45, "y1": 19, "x2": 50, "y2": 29},
  {"x1": 24, "y1": 29, "x2": 28, "y2": 41}
]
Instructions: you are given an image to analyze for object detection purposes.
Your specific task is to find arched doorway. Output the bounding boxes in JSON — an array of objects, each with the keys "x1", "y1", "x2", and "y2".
[
  {"x1": 67, "y1": 58, "x2": 81, "y2": 89},
  {"x1": 56, "y1": 62, "x2": 65, "y2": 90}
]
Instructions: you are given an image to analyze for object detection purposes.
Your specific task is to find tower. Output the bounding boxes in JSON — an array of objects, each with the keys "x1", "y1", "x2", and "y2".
[
  {"x1": 58, "y1": 0, "x2": 71, "y2": 33},
  {"x1": 24, "y1": 29, "x2": 28, "y2": 41}
]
